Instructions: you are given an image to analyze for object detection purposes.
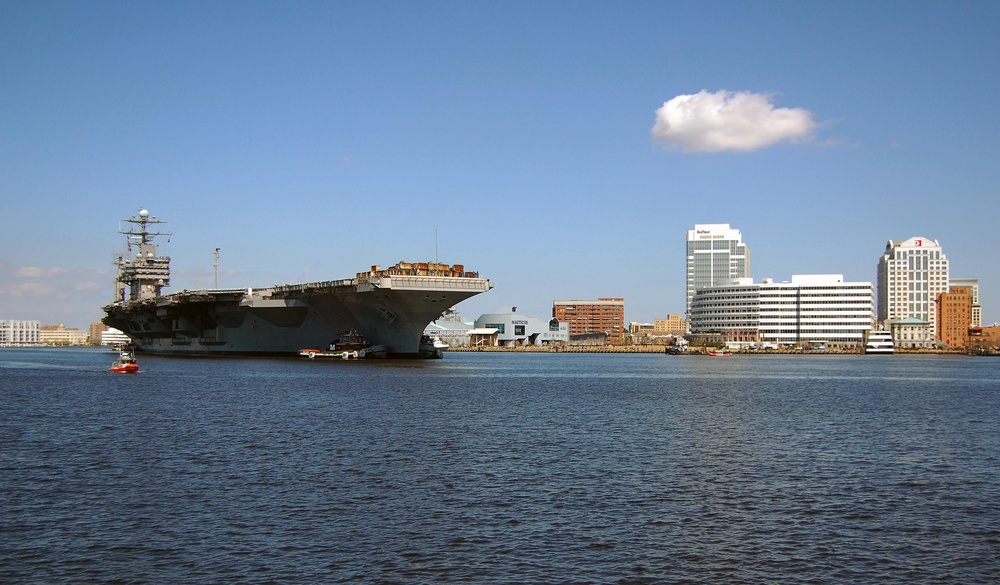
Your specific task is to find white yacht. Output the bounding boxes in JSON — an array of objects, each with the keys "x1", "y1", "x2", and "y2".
[{"x1": 865, "y1": 331, "x2": 895, "y2": 354}]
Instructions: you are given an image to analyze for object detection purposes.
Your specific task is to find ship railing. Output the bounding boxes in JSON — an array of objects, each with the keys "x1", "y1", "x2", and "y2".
[
  {"x1": 270, "y1": 279, "x2": 358, "y2": 294},
  {"x1": 374, "y1": 275, "x2": 491, "y2": 290}
]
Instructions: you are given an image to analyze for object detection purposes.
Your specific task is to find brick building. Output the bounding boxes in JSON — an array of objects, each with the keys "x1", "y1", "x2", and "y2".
[
  {"x1": 553, "y1": 298, "x2": 625, "y2": 344},
  {"x1": 936, "y1": 286, "x2": 972, "y2": 349}
]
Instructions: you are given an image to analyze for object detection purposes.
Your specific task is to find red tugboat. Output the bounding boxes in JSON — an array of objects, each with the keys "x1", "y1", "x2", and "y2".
[{"x1": 109, "y1": 347, "x2": 139, "y2": 373}]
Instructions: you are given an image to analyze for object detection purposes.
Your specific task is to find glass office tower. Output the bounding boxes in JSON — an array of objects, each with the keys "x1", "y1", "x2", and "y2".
[{"x1": 686, "y1": 224, "x2": 751, "y2": 320}]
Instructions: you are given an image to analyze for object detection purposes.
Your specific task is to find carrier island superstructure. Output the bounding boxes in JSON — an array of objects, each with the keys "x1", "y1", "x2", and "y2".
[{"x1": 102, "y1": 209, "x2": 491, "y2": 357}]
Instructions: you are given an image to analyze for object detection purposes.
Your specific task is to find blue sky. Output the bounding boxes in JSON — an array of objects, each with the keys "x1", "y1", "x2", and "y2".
[{"x1": 2, "y1": 1, "x2": 999, "y2": 329}]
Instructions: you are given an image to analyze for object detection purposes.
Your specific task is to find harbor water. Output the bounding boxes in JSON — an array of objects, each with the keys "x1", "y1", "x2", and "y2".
[{"x1": 2, "y1": 347, "x2": 999, "y2": 583}]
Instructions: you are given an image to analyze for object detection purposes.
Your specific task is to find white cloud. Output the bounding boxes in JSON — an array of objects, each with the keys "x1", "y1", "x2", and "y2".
[
  {"x1": 652, "y1": 90, "x2": 819, "y2": 153},
  {"x1": 15, "y1": 266, "x2": 45, "y2": 278},
  {"x1": 9, "y1": 282, "x2": 54, "y2": 297},
  {"x1": 74, "y1": 281, "x2": 101, "y2": 292}
]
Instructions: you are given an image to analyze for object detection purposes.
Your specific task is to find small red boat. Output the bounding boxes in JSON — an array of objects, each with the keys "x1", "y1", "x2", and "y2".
[{"x1": 110, "y1": 348, "x2": 139, "y2": 373}]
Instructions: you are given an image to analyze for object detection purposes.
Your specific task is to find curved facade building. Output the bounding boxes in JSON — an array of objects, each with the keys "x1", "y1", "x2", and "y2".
[
  {"x1": 686, "y1": 224, "x2": 751, "y2": 320},
  {"x1": 690, "y1": 275, "x2": 874, "y2": 349},
  {"x1": 475, "y1": 309, "x2": 569, "y2": 346}
]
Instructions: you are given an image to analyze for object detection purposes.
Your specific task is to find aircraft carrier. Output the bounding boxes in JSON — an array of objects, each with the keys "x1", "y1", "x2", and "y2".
[{"x1": 102, "y1": 208, "x2": 491, "y2": 357}]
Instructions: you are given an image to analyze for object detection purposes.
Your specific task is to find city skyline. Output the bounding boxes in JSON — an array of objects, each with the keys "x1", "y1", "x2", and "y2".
[{"x1": 2, "y1": 2, "x2": 999, "y2": 329}]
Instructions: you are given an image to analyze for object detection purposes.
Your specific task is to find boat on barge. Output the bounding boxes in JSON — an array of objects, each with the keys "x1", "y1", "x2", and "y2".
[{"x1": 300, "y1": 330, "x2": 387, "y2": 360}]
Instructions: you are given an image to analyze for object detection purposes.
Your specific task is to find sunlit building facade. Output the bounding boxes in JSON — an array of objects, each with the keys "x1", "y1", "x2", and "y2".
[
  {"x1": 877, "y1": 237, "x2": 949, "y2": 335},
  {"x1": 689, "y1": 275, "x2": 874, "y2": 349},
  {"x1": 937, "y1": 286, "x2": 972, "y2": 349},
  {"x1": 39, "y1": 323, "x2": 90, "y2": 346},
  {"x1": 0, "y1": 320, "x2": 41, "y2": 346},
  {"x1": 949, "y1": 277, "x2": 981, "y2": 327},
  {"x1": 686, "y1": 224, "x2": 751, "y2": 321},
  {"x1": 553, "y1": 298, "x2": 625, "y2": 343}
]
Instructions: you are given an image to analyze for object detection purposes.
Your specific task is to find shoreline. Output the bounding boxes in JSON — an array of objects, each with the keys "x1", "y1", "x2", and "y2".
[{"x1": 449, "y1": 345, "x2": 987, "y2": 356}]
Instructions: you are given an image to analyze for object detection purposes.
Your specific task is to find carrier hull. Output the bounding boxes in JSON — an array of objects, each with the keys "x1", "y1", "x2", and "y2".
[
  {"x1": 102, "y1": 209, "x2": 488, "y2": 358},
  {"x1": 103, "y1": 271, "x2": 490, "y2": 357}
]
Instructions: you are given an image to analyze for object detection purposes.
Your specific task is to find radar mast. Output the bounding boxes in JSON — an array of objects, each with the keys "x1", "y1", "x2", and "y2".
[{"x1": 113, "y1": 208, "x2": 172, "y2": 302}]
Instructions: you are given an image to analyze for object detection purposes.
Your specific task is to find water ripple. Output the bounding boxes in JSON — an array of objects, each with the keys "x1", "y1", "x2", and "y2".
[{"x1": 1, "y1": 349, "x2": 999, "y2": 583}]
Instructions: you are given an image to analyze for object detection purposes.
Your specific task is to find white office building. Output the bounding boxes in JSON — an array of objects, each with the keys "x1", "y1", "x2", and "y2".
[
  {"x1": 876, "y1": 237, "x2": 949, "y2": 334},
  {"x1": 100, "y1": 327, "x2": 131, "y2": 346},
  {"x1": 689, "y1": 275, "x2": 875, "y2": 349},
  {"x1": 686, "y1": 224, "x2": 751, "y2": 320},
  {"x1": 475, "y1": 308, "x2": 569, "y2": 347},
  {"x1": 0, "y1": 320, "x2": 41, "y2": 346}
]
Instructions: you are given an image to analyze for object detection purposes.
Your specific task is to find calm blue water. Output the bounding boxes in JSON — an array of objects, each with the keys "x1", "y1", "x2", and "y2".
[{"x1": 2, "y1": 347, "x2": 999, "y2": 584}]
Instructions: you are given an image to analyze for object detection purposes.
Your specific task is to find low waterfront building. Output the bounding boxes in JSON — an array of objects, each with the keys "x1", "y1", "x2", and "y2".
[
  {"x1": 0, "y1": 320, "x2": 41, "y2": 346},
  {"x1": 422, "y1": 307, "x2": 476, "y2": 347},
  {"x1": 39, "y1": 323, "x2": 90, "y2": 346},
  {"x1": 424, "y1": 319, "x2": 474, "y2": 348},
  {"x1": 629, "y1": 320, "x2": 679, "y2": 345},
  {"x1": 475, "y1": 308, "x2": 569, "y2": 347},
  {"x1": 468, "y1": 328, "x2": 500, "y2": 348},
  {"x1": 689, "y1": 275, "x2": 874, "y2": 349},
  {"x1": 969, "y1": 325, "x2": 1000, "y2": 352},
  {"x1": 629, "y1": 322, "x2": 654, "y2": 334},
  {"x1": 887, "y1": 317, "x2": 935, "y2": 349},
  {"x1": 552, "y1": 298, "x2": 625, "y2": 344}
]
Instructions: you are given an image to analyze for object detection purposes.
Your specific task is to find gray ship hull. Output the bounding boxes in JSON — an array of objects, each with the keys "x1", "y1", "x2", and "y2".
[{"x1": 103, "y1": 271, "x2": 490, "y2": 357}]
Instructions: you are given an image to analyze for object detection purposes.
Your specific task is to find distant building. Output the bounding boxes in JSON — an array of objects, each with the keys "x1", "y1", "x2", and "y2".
[
  {"x1": 937, "y1": 286, "x2": 972, "y2": 349},
  {"x1": 424, "y1": 319, "x2": 474, "y2": 348},
  {"x1": 422, "y1": 307, "x2": 477, "y2": 347},
  {"x1": 969, "y1": 325, "x2": 1000, "y2": 351},
  {"x1": 0, "y1": 320, "x2": 41, "y2": 346},
  {"x1": 100, "y1": 327, "x2": 131, "y2": 346},
  {"x1": 552, "y1": 298, "x2": 625, "y2": 344},
  {"x1": 877, "y1": 237, "x2": 949, "y2": 338},
  {"x1": 887, "y1": 317, "x2": 935, "y2": 349},
  {"x1": 39, "y1": 323, "x2": 89, "y2": 346},
  {"x1": 689, "y1": 275, "x2": 874, "y2": 349},
  {"x1": 468, "y1": 328, "x2": 500, "y2": 348},
  {"x1": 629, "y1": 322, "x2": 654, "y2": 335},
  {"x1": 629, "y1": 321, "x2": 679, "y2": 345},
  {"x1": 89, "y1": 322, "x2": 107, "y2": 344},
  {"x1": 475, "y1": 308, "x2": 569, "y2": 347},
  {"x1": 949, "y1": 277, "x2": 981, "y2": 327},
  {"x1": 654, "y1": 314, "x2": 686, "y2": 336},
  {"x1": 686, "y1": 224, "x2": 751, "y2": 321}
]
